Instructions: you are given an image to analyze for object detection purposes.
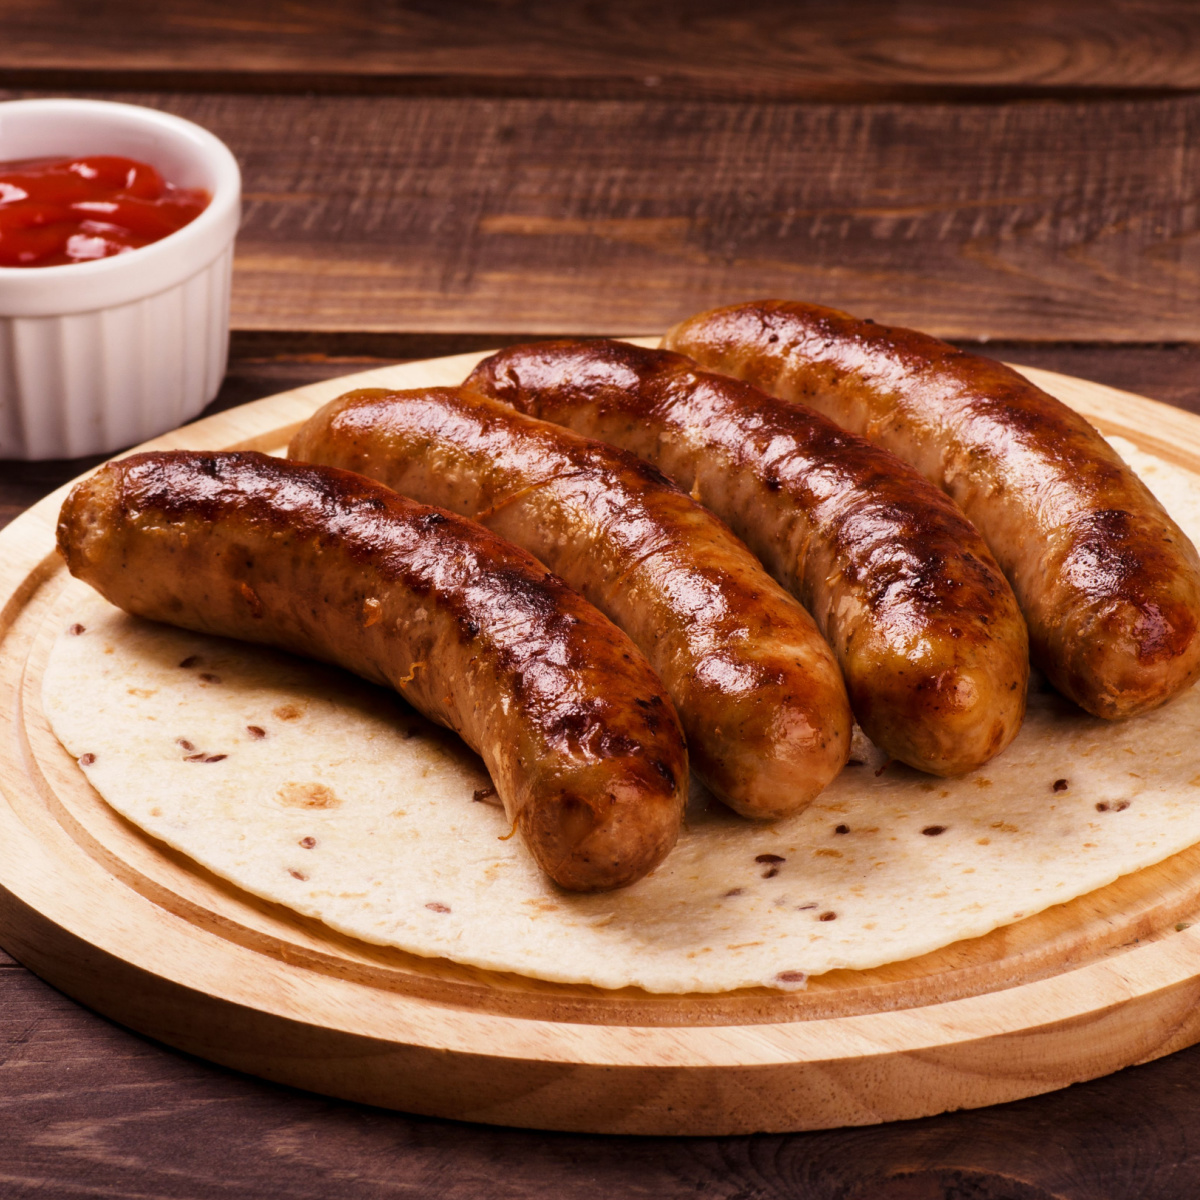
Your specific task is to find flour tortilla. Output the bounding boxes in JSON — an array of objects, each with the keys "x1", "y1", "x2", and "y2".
[{"x1": 41, "y1": 437, "x2": 1200, "y2": 994}]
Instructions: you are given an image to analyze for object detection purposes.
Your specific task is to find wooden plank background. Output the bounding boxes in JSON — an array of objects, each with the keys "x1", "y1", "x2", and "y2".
[
  {"x1": 4, "y1": 3, "x2": 1200, "y2": 345},
  {"x1": 4, "y1": 0, "x2": 1200, "y2": 98},
  {"x1": 3, "y1": 88, "x2": 1199, "y2": 342}
]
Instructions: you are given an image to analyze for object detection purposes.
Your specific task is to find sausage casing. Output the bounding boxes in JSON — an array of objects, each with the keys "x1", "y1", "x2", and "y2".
[
  {"x1": 290, "y1": 386, "x2": 852, "y2": 818},
  {"x1": 56, "y1": 451, "x2": 688, "y2": 891},
  {"x1": 465, "y1": 340, "x2": 1029, "y2": 777},
  {"x1": 665, "y1": 300, "x2": 1200, "y2": 719}
]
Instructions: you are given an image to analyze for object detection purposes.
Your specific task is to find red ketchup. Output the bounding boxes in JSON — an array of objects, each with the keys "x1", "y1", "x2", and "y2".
[{"x1": 0, "y1": 155, "x2": 210, "y2": 268}]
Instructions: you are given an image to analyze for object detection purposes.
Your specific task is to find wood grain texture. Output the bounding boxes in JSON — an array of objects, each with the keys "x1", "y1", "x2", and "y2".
[
  {"x1": 7, "y1": 89, "x2": 1200, "y2": 342},
  {"x1": 5, "y1": 960, "x2": 1200, "y2": 1200},
  {"x1": 3, "y1": 1, "x2": 1200, "y2": 100}
]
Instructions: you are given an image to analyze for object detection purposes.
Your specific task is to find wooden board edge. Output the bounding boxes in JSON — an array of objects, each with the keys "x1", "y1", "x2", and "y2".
[
  {"x1": 6, "y1": 826, "x2": 1200, "y2": 1135},
  {"x1": 5, "y1": 346, "x2": 1200, "y2": 1132}
]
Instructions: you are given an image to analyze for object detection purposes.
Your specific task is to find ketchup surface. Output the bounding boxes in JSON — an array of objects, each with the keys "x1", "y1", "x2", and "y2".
[{"x1": 0, "y1": 155, "x2": 210, "y2": 268}]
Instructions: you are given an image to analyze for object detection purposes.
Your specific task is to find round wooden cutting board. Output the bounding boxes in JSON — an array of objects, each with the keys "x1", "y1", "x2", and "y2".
[{"x1": 7, "y1": 345, "x2": 1200, "y2": 1136}]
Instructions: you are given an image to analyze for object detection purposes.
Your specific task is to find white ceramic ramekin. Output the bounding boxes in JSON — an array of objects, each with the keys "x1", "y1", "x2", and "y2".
[{"x1": 0, "y1": 99, "x2": 241, "y2": 460}]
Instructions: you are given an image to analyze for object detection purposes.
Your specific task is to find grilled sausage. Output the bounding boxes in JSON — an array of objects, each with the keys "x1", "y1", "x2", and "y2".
[
  {"x1": 290, "y1": 386, "x2": 852, "y2": 818},
  {"x1": 466, "y1": 341, "x2": 1030, "y2": 776},
  {"x1": 56, "y1": 450, "x2": 688, "y2": 891},
  {"x1": 665, "y1": 300, "x2": 1200, "y2": 719}
]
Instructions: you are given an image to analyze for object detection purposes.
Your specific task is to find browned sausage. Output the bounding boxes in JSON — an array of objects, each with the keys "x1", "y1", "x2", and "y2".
[
  {"x1": 665, "y1": 300, "x2": 1200, "y2": 719},
  {"x1": 465, "y1": 340, "x2": 1029, "y2": 777},
  {"x1": 290, "y1": 386, "x2": 852, "y2": 818},
  {"x1": 56, "y1": 450, "x2": 688, "y2": 891}
]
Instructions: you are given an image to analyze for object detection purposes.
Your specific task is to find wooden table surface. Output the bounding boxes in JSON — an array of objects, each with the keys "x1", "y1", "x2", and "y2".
[{"x1": 6, "y1": 4, "x2": 1200, "y2": 1195}]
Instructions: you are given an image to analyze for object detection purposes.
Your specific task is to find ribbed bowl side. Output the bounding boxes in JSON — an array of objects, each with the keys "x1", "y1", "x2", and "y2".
[{"x1": 0, "y1": 245, "x2": 233, "y2": 460}]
